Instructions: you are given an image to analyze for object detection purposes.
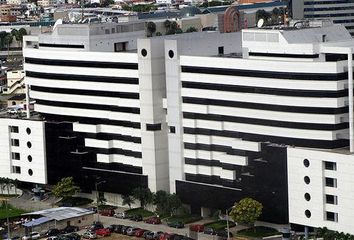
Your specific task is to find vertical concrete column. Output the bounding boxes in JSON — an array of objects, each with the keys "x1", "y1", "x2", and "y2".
[
  {"x1": 138, "y1": 38, "x2": 169, "y2": 192},
  {"x1": 348, "y1": 49, "x2": 353, "y2": 152}
]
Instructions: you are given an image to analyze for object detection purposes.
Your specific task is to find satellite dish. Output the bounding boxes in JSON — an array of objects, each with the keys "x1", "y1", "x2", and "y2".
[
  {"x1": 257, "y1": 19, "x2": 264, "y2": 28},
  {"x1": 53, "y1": 19, "x2": 62, "y2": 30}
]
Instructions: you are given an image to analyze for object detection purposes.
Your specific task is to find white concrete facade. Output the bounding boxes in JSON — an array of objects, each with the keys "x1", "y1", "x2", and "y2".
[{"x1": 0, "y1": 119, "x2": 47, "y2": 184}]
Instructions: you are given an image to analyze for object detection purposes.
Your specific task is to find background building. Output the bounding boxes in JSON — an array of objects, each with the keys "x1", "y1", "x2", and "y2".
[{"x1": 291, "y1": 0, "x2": 354, "y2": 36}]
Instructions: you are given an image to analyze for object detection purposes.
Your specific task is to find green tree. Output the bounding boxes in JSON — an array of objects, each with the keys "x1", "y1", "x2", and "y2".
[
  {"x1": 164, "y1": 20, "x2": 171, "y2": 31},
  {"x1": 0, "y1": 31, "x2": 7, "y2": 49},
  {"x1": 185, "y1": 26, "x2": 197, "y2": 33},
  {"x1": 229, "y1": 198, "x2": 263, "y2": 230},
  {"x1": 156, "y1": 32, "x2": 162, "y2": 36},
  {"x1": 4, "y1": 33, "x2": 13, "y2": 56},
  {"x1": 146, "y1": 22, "x2": 156, "y2": 37},
  {"x1": 52, "y1": 177, "x2": 80, "y2": 199},
  {"x1": 122, "y1": 194, "x2": 135, "y2": 209},
  {"x1": 153, "y1": 190, "x2": 169, "y2": 213},
  {"x1": 132, "y1": 187, "x2": 153, "y2": 209},
  {"x1": 166, "y1": 193, "x2": 182, "y2": 216}
]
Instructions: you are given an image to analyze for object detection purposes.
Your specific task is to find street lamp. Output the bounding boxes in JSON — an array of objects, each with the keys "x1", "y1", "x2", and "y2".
[{"x1": 95, "y1": 180, "x2": 106, "y2": 222}]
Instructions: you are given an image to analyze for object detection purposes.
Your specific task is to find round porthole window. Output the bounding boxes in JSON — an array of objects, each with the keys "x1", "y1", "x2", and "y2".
[
  {"x1": 304, "y1": 176, "x2": 310, "y2": 184},
  {"x1": 26, "y1": 128, "x2": 31, "y2": 135},
  {"x1": 28, "y1": 169, "x2": 33, "y2": 176},
  {"x1": 304, "y1": 193, "x2": 311, "y2": 201},
  {"x1": 168, "y1": 50, "x2": 174, "y2": 59},
  {"x1": 27, "y1": 155, "x2": 32, "y2": 162},
  {"x1": 305, "y1": 210, "x2": 311, "y2": 218},
  {"x1": 141, "y1": 49, "x2": 147, "y2": 57},
  {"x1": 27, "y1": 141, "x2": 32, "y2": 148},
  {"x1": 303, "y1": 159, "x2": 310, "y2": 167}
]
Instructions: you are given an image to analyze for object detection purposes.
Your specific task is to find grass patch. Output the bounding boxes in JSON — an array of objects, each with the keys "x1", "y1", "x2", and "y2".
[
  {"x1": 237, "y1": 226, "x2": 280, "y2": 238},
  {"x1": 166, "y1": 215, "x2": 202, "y2": 224},
  {"x1": 204, "y1": 220, "x2": 236, "y2": 231},
  {"x1": 0, "y1": 203, "x2": 26, "y2": 220},
  {"x1": 125, "y1": 208, "x2": 154, "y2": 217},
  {"x1": 58, "y1": 197, "x2": 93, "y2": 207}
]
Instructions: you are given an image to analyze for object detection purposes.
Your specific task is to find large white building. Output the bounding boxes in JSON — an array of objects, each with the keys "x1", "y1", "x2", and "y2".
[
  {"x1": 291, "y1": 0, "x2": 354, "y2": 36},
  {"x1": 1, "y1": 20, "x2": 354, "y2": 234}
]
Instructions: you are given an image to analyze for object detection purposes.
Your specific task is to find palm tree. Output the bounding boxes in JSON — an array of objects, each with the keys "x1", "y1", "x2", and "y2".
[
  {"x1": 146, "y1": 22, "x2": 156, "y2": 37},
  {"x1": 4, "y1": 33, "x2": 13, "y2": 57},
  {"x1": 122, "y1": 194, "x2": 135, "y2": 209}
]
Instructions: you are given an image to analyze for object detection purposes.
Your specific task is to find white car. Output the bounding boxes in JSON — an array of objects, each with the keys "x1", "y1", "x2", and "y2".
[
  {"x1": 7, "y1": 108, "x2": 18, "y2": 114},
  {"x1": 82, "y1": 231, "x2": 97, "y2": 239},
  {"x1": 114, "y1": 212, "x2": 127, "y2": 218},
  {"x1": 22, "y1": 232, "x2": 41, "y2": 240}
]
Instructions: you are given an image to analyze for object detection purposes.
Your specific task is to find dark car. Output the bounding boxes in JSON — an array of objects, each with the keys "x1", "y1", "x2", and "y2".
[
  {"x1": 121, "y1": 226, "x2": 132, "y2": 235},
  {"x1": 45, "y1": 229, "x2": 61, "y2": 237},
  {"x1": 88, "y1": 222, "x2": 104, "y2": 232},
  {"x1": 142, "y1": 231, "x2": 152, "y2": 239},
  {"x1": 145, "y1": 231, "x2": 163, "y2": 240},
  {"x1": 203, "y1": 227, "x2": 217, "y2": 235},
  {"x1": 189, "y1": 224, "x2": 204, "y2": 232},
  {"x1": 126, "y1": 227, "x2": 140, "y2": 236},
  {"x1": 99, "y1": 209, "x2": 115, "y2": 217},
  {"x1": 167, "y1": 221, "x2": 184, "y2": 229},
  {"x1": 130, "y1": 214, "x2": 143, "y2": 222},
  {"x1": 216, "y1": 230, "x2": 233, "y2": 238},
  {"x1": 107, "y1": 225, "x2": 123, "y2": 233},
  {"x1": 62, "y1": 226, "x2": 79, "y2": 234},
  {"x1": 66, "y1": 233, "x2": 81, "y2": 240}
]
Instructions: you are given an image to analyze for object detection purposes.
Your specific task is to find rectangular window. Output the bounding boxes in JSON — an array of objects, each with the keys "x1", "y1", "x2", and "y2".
[
  {"x1": 146, "y1": 123, "x2": 162, "y2": 131},
  {"x1": 169, "y1": 126, "x2": 176, "y2": 133},
  {"x1": 11, "y1": 152, "x2": 20, "y2": 160},
  {"x1": 326, "y1": 211, "x2": 338, "y2": 222},
  {"x1": 12, "y1": 166, "x2": 21, "y2": 174},
  {"x1": 9, "y1": 126, "x2": 19, "y2": 133},
  {"x1": 218, "y1": 46, "x2": 224, "y2": 55},
  {"x1": 326, "y1": 194, "x2": 338, "y2": 205},
  {"x1": 324, "y1": 161, "x2": 337, "y2": 171},
  {"x1": 325, "y1": 177, "x2": 337, "y2": 188},
  {"x1": 11, "y1": 139, "x2": 19, "y2": 147}
]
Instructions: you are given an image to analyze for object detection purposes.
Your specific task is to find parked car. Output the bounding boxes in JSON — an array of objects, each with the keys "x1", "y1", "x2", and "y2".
[
  {"x1": 159, "y1": 233, "x2": 171, "y2": 240},
  {"x1": 145, "y1": 216, "x2": 161, "y2": 224},
  {"x1": 99, "y1": 209, "x2": 115, "y2": 217},
  {"x1": 189, "y1": 224, "x2": 204, "y2": 232},
  {"x1": 121, "y1": 225, "x2": 131, "y2": 235},
  {"x1": 135, "y1": 229, "x2": 148, "y2": 237},
  {"x1": 95, "y1": 228, "x2": 111, "y2": 237},
  {"x1": 62, "y1": 226, "x2": 79, "y2": 234},
  {"x1": 47, "y1": 236, "x2": 58, "y2": 240},
  {"x1": 107, "y1": 224, "x2": 123, "y2": 233},
  {"x1": 216, "y1": 230, "x2": 233, "y2": 238},
  {"x1": 114, "y1": 212, "x2": 129, "y2": 219},
  {"x1": 22, "y1": 232, "x2": 41, "y2": 240},
  {"x1": 130, "y1": 214, "x2": 143, "y2": 222},
  {"x1": 45, "y1": 229, "x2": 60, "y2": 237},
  {"x1": 66, "y1": 233, "x2": 81, "y2": 240},
  {"x1": 167, "y1": 221, "x2": 184, "y2": 229},
  {"x1": 203, "y1": 227, "x2": 217, "y2": 235},
  {"x1": 126, "y1": 227, "x2": 140, "y2": 236},
  {"x1": 142, "y1": 231, "x2": 152, "y2": 239},
  {"x1": 87, "y1": 222, "x2": 104, "y2": 232},
  {"x1": 145, "y1": 231, "x2": 163, "y2": 240},
  {"x1": 86, "y1": 207, "x2": 97, "y2": 213},
  {"x1": 56, "y1": 235, "x2": 71, "y2": 240},
  {"x1": 82, "y1": 231, "x2": 97, "y2": 239}
]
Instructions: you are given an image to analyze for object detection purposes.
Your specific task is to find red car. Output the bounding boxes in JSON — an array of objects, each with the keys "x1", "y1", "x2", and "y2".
[
  {"x1": 189, "y1": 224, "x2": 204, "y2": 232},
  {"x1": 99, "y1": 209, "x2": 115, "y2": 217},
  {"x1": 95, "y1": 228, "x2": 111, "y2": 237},
  {"x1": 145, "y1": 216, "x2": 161, "y2": 224},
  {"x1": 135, "y1": 229, "x2": 148, "y2": 237},
  {"x1": 159, "y1": 233, "x2": 171, "y2": 240}
]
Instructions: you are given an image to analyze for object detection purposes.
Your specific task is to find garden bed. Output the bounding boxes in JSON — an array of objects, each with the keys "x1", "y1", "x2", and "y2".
[
  {"x1": 237, "y1": 226, "x2": 280, "y2": 238},
  {"x1": 204, "y1": 220, "x2": 236, "y2": 231},
  {"x1": 165, "y1": 215, "x2": 202, "y2": 224},
  {"x1": 125, "y1": 208, "x2": 154, "y2": 217},
  {"x1": 0, "y1": 203, "x2": 26, "y2": 220}
]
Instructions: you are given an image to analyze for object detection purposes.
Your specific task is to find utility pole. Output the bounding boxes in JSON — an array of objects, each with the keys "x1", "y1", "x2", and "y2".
[
  {"x1": 226, "y1": 209, "x2": 230, "y2": 240},
  {"x1": 95, "y1": 180, "x2": 106, "y2": 222}
]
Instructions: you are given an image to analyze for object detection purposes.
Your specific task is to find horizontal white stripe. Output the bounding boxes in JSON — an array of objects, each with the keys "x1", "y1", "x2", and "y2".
[
  {"x1": 181, "y1": 73, "x2": 345, "y2": 91},
  {"x1": 184, "y1": 149, "x2": 248, "y2": 166},
  {"x1": 96, "y1": 154, "x2": 142, "y2": 167},
  {"x1": 27, "y1": 77, "x2": 139, "y2": 93},
  {"x1": 73, "y1": 123, "x2": 141, "y2": 137},
  {"x1": 30, "y1": 90, "x2": 140, "y2": 108},
  {"x1": 24, "y1": 48, "x2": 138, "y2": 63},
  {"x1": 85, "y1": 138, "x2": 141, "y2": 152},
  {"x1": 183, "y1": 118, "x2": 347, "y2": 140},
  {"x1": 35, "y1": 104, "x2": 140, "y2": 122},
  {"x1": 182, "y1": 103, "x2": 344, "y2": 124},
  {"x1": 184, "y1": 164, "x2": 236, "y2": 180},
  {"x1": 182, "y1": 88, "x2": 346, "y2": 108},
  {"x1": 25, "y1": 63, "x2": 139, "y2": 79}
]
